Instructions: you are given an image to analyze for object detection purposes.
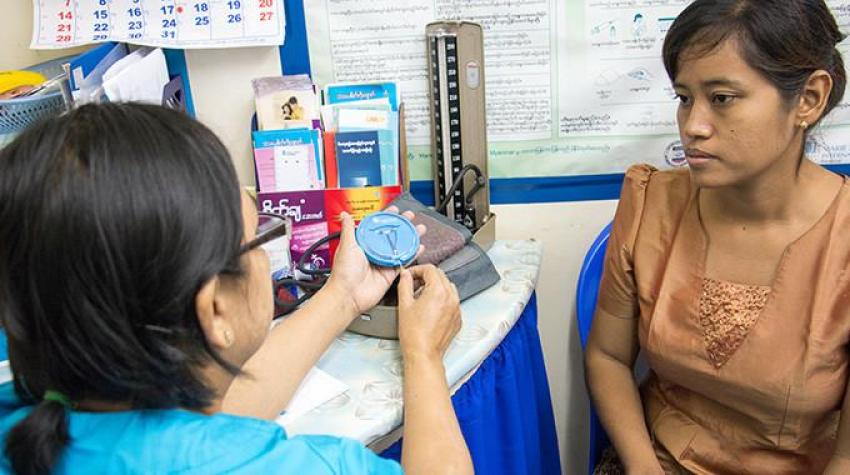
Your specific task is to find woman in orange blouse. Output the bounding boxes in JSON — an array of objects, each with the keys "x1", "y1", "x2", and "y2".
[{"x1": 584, "y1": 1, "x2": 850, "y2": 474}]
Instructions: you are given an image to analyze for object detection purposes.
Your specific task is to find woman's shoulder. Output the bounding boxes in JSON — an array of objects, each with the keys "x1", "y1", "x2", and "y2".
[
  {"x1": 49, "y1": 409, "x2": 401, "y2": 474},
  {"x1": 618, "y1": 164, "x2": 693, "y2": 224},
  {"x1": 623, "y1": 163, "x2": 692, "y2": 200},
  {"x1": 165, "y1": 417, "x2": 402, "y2": 474}
]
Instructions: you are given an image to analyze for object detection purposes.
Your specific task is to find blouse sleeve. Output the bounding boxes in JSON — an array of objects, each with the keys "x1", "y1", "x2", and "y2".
[{"x1": 595, "y1": 164, "x2": 654, "y2": 320}]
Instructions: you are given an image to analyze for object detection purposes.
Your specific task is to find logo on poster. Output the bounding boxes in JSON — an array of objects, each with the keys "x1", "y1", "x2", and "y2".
[{"x1": 665, "y1": 140, "x2": 687, "y2": 167}]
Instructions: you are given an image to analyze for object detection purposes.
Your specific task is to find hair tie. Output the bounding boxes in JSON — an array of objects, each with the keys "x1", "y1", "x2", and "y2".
[{"x1": 43, "y1": 390, "x2": 72, "y2": 409}]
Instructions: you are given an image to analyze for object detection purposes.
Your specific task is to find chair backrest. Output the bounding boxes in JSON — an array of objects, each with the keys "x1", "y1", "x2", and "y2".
[
  {"x1": 576, "y1": 222, "x2": 612, "y2": 347},
  {"x1": 575, "y1": 222, "x2": 612, "y2": 475}
]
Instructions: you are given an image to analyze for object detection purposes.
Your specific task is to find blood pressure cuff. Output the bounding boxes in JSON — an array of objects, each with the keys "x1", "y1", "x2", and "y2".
[
  {"x1": 438, "y1": 242, "x2": 500, "y2": 301},
  {"x1": 388, "y1": 193, "x2": 499, "y2": 301}
]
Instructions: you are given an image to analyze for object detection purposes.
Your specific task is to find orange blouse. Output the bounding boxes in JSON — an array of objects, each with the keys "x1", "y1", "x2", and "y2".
[{"x1": 597, "y1": 164, "x2": 850, "y2": 474}]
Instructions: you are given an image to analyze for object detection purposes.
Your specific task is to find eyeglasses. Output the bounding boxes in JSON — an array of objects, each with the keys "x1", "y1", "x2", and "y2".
[{"x1": 239, "y1": 212, "x2": 291, "y2": 255}]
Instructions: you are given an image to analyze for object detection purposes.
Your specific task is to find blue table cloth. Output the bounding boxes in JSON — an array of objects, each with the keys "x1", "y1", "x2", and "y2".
[{"x1": 380, "y1": 294, "x2": 561, "y2": 475}]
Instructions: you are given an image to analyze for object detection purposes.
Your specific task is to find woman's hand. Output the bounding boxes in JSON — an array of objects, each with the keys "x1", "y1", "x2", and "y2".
[
  {"x1": 325, "y1": 208, "x2": 425, "y2": 317},
  {"x1": 397, "y1": 264, "x2": 462, "y2": 361},
  {"x1": 397, "y1": 265, "x2": 472, "y2": 475}
]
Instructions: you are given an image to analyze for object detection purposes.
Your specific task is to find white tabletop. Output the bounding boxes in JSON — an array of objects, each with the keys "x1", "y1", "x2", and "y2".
[{"x1": 280, "y1": 239, "x2": 543, "y2": 445}]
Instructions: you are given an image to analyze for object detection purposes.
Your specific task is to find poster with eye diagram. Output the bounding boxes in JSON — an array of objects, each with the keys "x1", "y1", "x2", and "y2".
[
  {"x1": 30, "y1": 0, "x2": 285, "y2": 49},
  {"x1": 560, "y1": 1, "x2": 685, "y2": 138},
  {"x1": 319, "y1": 0, "x2": 850, "y2": 177}
]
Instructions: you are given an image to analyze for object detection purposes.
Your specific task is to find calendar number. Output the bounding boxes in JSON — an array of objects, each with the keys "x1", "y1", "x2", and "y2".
[{"x1": 36, "y1": 0, "x2": 282, "y2": 48}]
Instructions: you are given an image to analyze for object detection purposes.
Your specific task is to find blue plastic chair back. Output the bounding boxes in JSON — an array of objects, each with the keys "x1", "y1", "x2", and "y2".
[
  {"x1": 575, "y1": 222, "x2": 613, "y2": 475},
  {"x1": 0, "y1": 329, "x2": 7, "y2": 361}
]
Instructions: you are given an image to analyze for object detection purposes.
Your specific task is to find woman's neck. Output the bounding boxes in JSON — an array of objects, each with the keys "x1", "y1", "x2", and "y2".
[
  {"x1": 198, "y1": 361, "x2": 235, "y2": 415},
  {"x1": 701, "y1": 158, "x2": 830, "y2": 223},
  {"x1": 72, "y1": 364, "x2": 233, "y2": 415}
]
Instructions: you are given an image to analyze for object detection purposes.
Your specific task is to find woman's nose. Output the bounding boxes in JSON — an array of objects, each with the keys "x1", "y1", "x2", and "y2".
[{"x1": 680, "y1": 102, "x2": 714, "y2": 140}]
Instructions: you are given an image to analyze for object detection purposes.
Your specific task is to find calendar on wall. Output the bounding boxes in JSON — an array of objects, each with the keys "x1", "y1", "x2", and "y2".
[{"x1": 31, "y1": 0, "x2": 286, "y2": 49}]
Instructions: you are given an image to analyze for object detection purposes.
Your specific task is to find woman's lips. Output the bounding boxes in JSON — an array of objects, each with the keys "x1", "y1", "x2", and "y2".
[{"x1": 685, "y1": 148, "x2": 717, "y2": 166}]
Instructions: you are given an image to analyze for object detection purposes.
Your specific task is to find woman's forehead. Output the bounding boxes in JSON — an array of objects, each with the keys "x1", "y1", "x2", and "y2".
[{"x1": 675, "y1": 39, "x2": 754, "y2": 84}]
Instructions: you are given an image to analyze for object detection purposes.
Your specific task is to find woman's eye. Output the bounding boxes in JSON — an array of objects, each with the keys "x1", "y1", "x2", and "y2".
[
  {"x1": 675, "y1": 94, "x2": 691, "y2": 106},
  {"x1": 712, "y1": 94, "x2": 734, "y2": 105}
]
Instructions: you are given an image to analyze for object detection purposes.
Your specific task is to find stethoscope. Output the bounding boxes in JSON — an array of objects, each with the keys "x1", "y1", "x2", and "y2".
[
  {"x1": 272, "y1": 231, "x2": 341, "y2": 315},
  {"x1": 272, "y1": 211, "x2": 421, "y2": 316}
]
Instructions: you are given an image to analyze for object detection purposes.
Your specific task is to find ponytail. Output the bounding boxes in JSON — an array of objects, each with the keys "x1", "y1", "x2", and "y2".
[{"x1": 5, "y1": 400, "x2": 70, "y2": 475}]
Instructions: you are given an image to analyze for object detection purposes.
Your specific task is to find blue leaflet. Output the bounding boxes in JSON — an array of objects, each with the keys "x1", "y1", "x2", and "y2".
[{"x1": 335, "y1": 131, "x2": 383, "y2": 188}]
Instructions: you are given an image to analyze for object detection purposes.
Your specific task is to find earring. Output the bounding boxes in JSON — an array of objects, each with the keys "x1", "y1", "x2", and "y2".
[
  {"x1": 223, "y1": 329, "x2": 233, "y2": 347},
  {"x1": 799, "y1": 120, "x2": 809, "y2": 130}
]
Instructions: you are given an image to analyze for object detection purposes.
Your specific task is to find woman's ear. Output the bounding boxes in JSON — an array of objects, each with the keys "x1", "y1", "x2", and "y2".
[
  {"x1": 797, "y1": 70, "x2": 833, "y2": 127},
  {"x1": 195, "y1": 276, "x2": 235, "y2": 350}
]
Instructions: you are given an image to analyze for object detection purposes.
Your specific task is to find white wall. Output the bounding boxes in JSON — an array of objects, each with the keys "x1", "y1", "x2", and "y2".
[
  {"x1": 1, "y1": 3, "x2": 615, "y2": 473},
  {"x1": 185, "y1": 47, "x2": 283, "y2": 184}
]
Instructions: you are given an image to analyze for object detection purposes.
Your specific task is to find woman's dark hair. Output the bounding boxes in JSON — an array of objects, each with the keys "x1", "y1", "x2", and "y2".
[
  {"x1": 663, "y1": 0, "x2": 846, "y2": 127},
  {"x1": 0, "y1": 103, "x2": 245, "y2": 474}
]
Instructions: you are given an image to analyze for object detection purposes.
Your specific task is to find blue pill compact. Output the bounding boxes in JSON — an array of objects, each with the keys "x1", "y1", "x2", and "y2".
[{"x1": 355, "y1": 212, "x2": 420, "y2": 267}]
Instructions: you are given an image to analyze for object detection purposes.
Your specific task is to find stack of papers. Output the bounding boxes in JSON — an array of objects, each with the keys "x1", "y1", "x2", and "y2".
[
  {"x1": 276, "y1": 367, "x2": 349, "y2": 426},
  {"x1": 68, "y1": 43, "x2": 170, "y2": 105},
  {"x1": 322, "y1": 81, "x2": 401, "y2": 188},
  {"x1": 102, "y1": 48, "x2": 169, "y2": 104},
  {"x1": 253, "y1": 128, "x2": 324, "y2": 192}
]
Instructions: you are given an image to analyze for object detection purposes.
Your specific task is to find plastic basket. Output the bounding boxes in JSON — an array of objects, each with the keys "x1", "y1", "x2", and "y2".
[{"x1": 0, "y1": 56, "x2": 72, "y2": 135}]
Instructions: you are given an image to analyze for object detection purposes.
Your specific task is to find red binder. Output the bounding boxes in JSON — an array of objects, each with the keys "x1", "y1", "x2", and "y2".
[{"x1": 323, "y1": 131, "x2": 338, "y2": 188}]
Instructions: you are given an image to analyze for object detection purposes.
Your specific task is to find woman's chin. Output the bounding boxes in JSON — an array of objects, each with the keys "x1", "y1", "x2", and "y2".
[{"x1": 687, "y1": 166, "x2": 730, "y2": 188}]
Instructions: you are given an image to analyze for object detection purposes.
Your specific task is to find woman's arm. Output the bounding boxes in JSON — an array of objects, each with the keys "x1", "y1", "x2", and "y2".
[
  {"x1": 584, "y1": 310, "x2": 663, "y2": 475},
  {"x1": 223, "y1": 211, "x2": 423, "y2": 419},
  {"x1": 397, "y1": 265, "x2": 472, "y2": 475},
  {"x1": 823, "y1": 376, "x2": 850, "y2": 474}
]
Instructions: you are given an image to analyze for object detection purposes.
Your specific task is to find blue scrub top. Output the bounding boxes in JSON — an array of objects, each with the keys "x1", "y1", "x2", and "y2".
[{"x1": 0, "y1": 382, "x2": 402, "y2": 474}]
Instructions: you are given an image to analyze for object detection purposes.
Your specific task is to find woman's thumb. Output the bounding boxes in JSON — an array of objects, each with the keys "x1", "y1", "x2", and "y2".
[
  {"x1": 397, "y1": 268, "x2": 413, "y2": 307},
  {"x1": 339, "y1": 211, "x2": 356, "y2": 245}
]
